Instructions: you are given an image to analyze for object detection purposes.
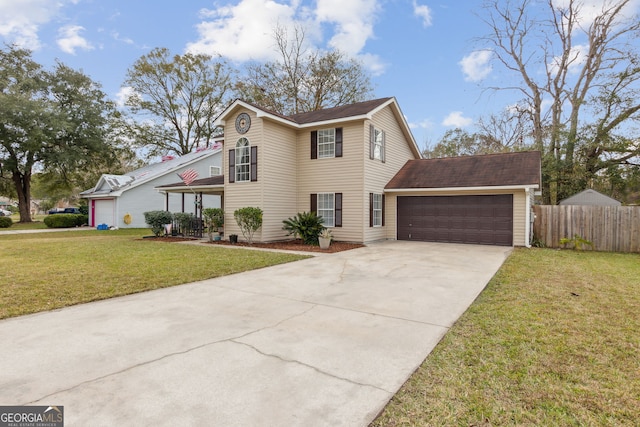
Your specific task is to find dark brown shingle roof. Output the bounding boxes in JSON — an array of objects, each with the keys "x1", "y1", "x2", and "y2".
[
  {"x1": 288, "y1": 98, "x2": 392, "y2": 124},
  {"x1": 385, "y1": 151, "x2": 541, "y2": 189}
]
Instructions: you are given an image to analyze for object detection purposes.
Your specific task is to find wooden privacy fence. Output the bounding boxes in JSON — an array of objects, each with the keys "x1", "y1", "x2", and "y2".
[{"x1": 533, "y1": 205, "x2": 640, "y2": 253}]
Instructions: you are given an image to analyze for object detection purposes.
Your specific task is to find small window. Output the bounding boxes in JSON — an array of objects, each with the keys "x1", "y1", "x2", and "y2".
[
  {"x1": 317, "y1": 129, "x2": 335, "y2": 158},
  {"x1": 210, "y1": 166, "x2": 222, "y2": 176},
  {"x1": 235, "y1": 138, "x2": 250, "y2": 182},
  {"x1": 317, "y1": 193, "x2": 335, "y2": 227},
  {"x1": 373, "y1": 194, "x2": 383, "y2": 227},
  {"x1": 370, "y1": 125, "x2": 385, "y2": 162}
]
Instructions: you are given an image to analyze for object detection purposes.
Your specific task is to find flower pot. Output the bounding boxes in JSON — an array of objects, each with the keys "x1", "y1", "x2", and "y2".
[
  {"x1": 229, "y1": 234, "x2": 238, "y2": 243},
  {"x1": 319, "y1": 236, "x2": 331, "y2": 249}
]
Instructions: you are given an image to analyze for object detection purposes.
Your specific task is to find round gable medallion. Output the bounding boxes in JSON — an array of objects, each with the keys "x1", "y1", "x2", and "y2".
[{"x1": 235, "y1": 113, "x2": 251, "y2": 134}]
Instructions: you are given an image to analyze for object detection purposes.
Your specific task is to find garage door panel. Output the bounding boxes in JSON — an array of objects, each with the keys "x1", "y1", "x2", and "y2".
[{"x1": 397, "y1": 195, "x2": 513, "y2": 246}]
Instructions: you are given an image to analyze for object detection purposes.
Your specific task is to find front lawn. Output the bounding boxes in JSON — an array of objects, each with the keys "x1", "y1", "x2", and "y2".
[
  {"x1": 0, "y1": 229, "x2": 308, "y2": 319},
  {"x1": 373, "y1": 248, "x2": 640, "y2": 426}
]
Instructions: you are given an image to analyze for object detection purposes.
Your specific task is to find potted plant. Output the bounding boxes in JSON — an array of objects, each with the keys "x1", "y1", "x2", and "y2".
[
  {"x1": 203, "y1": 208, "x2": 224, "y2": 242},
  {"x1": 318, "y1": 228, "x2": 332, "y2": 249}
]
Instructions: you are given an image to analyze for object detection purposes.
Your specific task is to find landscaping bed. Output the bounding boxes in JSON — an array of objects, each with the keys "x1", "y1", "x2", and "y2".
[{"x1": 205, "y1": 238, "x2": 365, "y2": 253}]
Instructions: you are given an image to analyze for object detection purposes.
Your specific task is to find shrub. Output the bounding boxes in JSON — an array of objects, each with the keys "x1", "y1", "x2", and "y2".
[
  {"x1": 44, "y1": 214, "x2": 86, "y2": 228},
  {"x1": 234, "y1": 207, "x2": 263, "y2": 244},
  {"x1": 203, "y1": 208, "x2": 224, "y2": 241},
  {"x1": 282, "y1": 211, "x2": 325, "y2": 245},
  {"x1": 143, "y1": 210, "x2": 173, "y2": 237},
  {"x1": 0, "y1": 216, "x2": 12, "y2": 228}
]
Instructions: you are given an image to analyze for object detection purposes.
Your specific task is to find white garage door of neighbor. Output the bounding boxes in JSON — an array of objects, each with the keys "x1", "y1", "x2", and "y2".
[{"x1": 94, "y1": 199, "x2": 115, "y2": 227}]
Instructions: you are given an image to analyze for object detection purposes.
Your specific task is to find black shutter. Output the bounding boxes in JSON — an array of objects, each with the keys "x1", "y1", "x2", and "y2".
[
  {"x1": 369, "y1": 193, "x2": 373, "y2": 227},
  {"x1": 310, "y1": 194, "x2": 317, "y2": 213},
  {"x1": 335, "y1": 193, "x2": 342, "y2": 227},
  {"x1": 382, "y1": 194, "x2": 385, "y2": 226},
  {"x1": 228, "y1": 149, "x2": 235, "y2": 183},
  {"x1": 250, "y1": 146, "x2": 258, "y2": 182},
  {"x1": 335, "y1": 128, "x2": 343, "y2": 158},
  {"x1": 369, "y1": 124, "x2": 375, "y2": 160},
  {"x1": 311, "y1": 131, "x2": 318, "y2": 159}
]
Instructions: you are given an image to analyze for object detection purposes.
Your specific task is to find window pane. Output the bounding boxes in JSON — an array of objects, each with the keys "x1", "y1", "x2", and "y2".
[
  {"x1": 317, "y1": 193, "x2": 335, "y2": 227},
  {"x1": 235, "y1": 138, "x2": 250, "y2": 182},
  {"x1": 318, "y1": 129, "x2": 335, "y2": 158},
  {"x1": 373, "y1": 129, "x2": 383, "y2": 160},
  {"x1": 373, "y1": 193, "x2": 382, "y2": 226}
]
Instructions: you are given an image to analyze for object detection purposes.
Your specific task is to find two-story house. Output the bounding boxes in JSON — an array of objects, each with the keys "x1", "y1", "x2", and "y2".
[{"x1": 157, "y1": 97, "x2": 541, "y2": 247}]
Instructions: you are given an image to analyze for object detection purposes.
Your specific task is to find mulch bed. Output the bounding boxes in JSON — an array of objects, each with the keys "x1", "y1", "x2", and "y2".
[{"x1": 208, "y1": 238, "x2": 365, "y2": 253}]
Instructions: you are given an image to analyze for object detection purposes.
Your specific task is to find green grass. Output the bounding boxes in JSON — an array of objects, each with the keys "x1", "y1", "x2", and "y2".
[
  {"x1": 2, "y1": 215, "x2": 48, "y2": 230},
  {"x1": 372, "y1": 248, "x2": 640, "y2": 426},
  {"x1": 0, "y1": 229, "x2": 308, "y2": 319}
]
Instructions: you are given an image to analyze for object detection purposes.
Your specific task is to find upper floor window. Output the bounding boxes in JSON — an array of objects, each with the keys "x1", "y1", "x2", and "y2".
[
  {"x1": 318, "y1": 129, "x2": 335, "y2": 158},
  {"x1": 229, "y1": 138, "x2": 258, "y2": 183},
  {"x1": 311, "y1": 128, "x2": 343, "y2": 159},
  {"x1": 235, "y1": 138, "x2": 250, "y2": 182},
  {"x1": 370, "y1": 125, "x2": 385, "y2": 162},
  {"x1": 210, "y1": 166, "x2": 222, "y2": 176}
]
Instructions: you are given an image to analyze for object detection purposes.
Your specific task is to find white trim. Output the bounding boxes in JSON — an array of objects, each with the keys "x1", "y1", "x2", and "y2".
[
  {"x1": 156, "y1": 185, "x2": 224, "y2": 193},
  {"x1": 214, "y1": 98, "x2": 422, "y2": 160},
  {"x1": 525, "y1": 187, "x2": 532, "y2": 248},
  {"x1": 385, "y1": 184, "x2": 540, "y2": 193}
]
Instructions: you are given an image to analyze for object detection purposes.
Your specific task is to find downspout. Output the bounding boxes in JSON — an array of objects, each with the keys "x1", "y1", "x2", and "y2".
[{"x1": 524, "y1": 188, "x2": 531, "y2": 247}]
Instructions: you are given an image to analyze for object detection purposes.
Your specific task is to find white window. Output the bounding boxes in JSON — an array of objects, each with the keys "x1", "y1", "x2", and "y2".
[
  {"x1": 373, "y1": 193, "x2": 383, "y2": 227},
  {"x1": 373, "y1": 128, "x2": 384, "y2": 161},
  {"x1": 210, "y1": 166, "x2": 222, "y2": 176},
  {"x1": 317, "y1": 129, "x2": 335, "y2": 158},
  {"x1": 317, "y1": 193, "x2": 335, "y2": 227},
  {"x1": 235, "y1": 138, "x2": 250, "y2": 182}
]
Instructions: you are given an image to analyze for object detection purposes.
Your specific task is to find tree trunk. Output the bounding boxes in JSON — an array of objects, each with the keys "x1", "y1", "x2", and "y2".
[{"x1": 13, "y1": 170, "x2": 32, "y2": 222}]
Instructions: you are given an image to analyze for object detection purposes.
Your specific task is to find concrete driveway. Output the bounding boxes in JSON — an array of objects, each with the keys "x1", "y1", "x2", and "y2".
[{"x1": 0, "y1": 241, "x2": 510, "y2": 426}]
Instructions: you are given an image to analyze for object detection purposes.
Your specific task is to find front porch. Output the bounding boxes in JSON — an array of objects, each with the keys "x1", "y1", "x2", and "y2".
[{"x1": 155, "y1": 175, "x2": 224, "y2": 238}]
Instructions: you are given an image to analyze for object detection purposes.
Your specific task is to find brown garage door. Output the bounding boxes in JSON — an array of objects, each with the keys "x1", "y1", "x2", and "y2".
[{"x1": 397, "y1": 195, "x2": 513, "y2": 246}]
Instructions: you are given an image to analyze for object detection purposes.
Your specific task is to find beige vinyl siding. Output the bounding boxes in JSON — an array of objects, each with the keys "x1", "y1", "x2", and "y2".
[
  {"x1": 385, "y1": 189, "x2": 529, "y2": 246},
  {"x1": 364, "y1": 105, "x2": 420, "y2": 242},
  {"x1": 223, "y1": 108, "x2": 264, "y2": 242},
  {"x1": 260, "y1": 119, "x2": 298, "y2": 241},
  {"x1": 297, "y1": 121, "x2": 365, "y2": 242}
]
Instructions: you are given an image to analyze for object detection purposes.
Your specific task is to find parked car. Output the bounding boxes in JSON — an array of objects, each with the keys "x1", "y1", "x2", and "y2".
[
  {"x1": 0, "y1": 209, "x2": 11, "y2": 216},
  {"x1": 48, "y1": 207, "x2": 80, "y2": 214}
]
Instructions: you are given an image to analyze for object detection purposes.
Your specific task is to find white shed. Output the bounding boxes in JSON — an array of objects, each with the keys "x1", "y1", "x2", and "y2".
[{"x1": 80, "y1": 147, "x2": 223, "y2": 228}]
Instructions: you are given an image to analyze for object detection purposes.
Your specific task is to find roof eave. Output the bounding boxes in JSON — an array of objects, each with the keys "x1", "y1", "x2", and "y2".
[{"x1": 385, "y1": 184, "x2": 541, "y2": 193}]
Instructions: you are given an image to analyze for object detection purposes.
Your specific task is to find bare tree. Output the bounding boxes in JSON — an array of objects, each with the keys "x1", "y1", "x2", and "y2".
[
  {"x1": 481, "y1": 0, "x2": 640, "y2": 203},
  {"x1": 236, "y1": 25, "x2": 374, "y2": 115},
  {"x1": 124, "y1": 48, "x2": 234, "y2": 158}
]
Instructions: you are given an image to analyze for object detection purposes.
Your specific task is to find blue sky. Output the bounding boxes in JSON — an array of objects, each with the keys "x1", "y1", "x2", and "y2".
[{"x1": 3, "y1": 0, "x2": 630, "y2": 152}]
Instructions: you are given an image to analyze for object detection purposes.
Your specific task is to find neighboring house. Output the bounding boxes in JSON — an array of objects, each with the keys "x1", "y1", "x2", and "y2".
[
  {"x1": 81, "y1": 146, "x2": 223, "y2": 228},
  {"x1": 156, "y1": 98, "x2": 541, "y2": 247},
  {"x1": 559, "y1": 189, "x2": 621, "y2": 206}
]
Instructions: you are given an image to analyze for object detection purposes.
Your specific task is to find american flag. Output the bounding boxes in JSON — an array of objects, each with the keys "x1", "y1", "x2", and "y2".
[{"x1": 179, "y1": 169, "x2": 199, "y2": 186}]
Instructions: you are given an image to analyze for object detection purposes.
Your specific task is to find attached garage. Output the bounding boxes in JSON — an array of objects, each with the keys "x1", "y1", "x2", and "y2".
[
  {"x1": 385, "y1": 152, "x2": 542, "y2": 247},
  {"x1": 397, "y1": 195, "x2": 513, "y2": 246}
]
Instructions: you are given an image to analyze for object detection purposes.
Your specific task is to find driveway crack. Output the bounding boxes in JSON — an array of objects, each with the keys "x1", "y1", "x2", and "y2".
[
  {"x1": 22, "y1": 304, "x2": 319, "y2": 405},
  {"x1": 230, "y1": 340, "x2": 393, "y2": 395}
]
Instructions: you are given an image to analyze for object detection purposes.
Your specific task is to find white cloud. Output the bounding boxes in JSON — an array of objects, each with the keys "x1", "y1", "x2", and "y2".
[
  {"x1": 186, "y1": 0, "x2": 385, "y2": 73},
  {"x1": 186, "y1": 0, "x2": 301, "y2": 62},
  {"x1": 115, "y1": 86, "x2": 136, "y2": 108},
  {"x1": 57, "y1": 25, "x2": 94, "y2": 55},
  {"x1": 408, "y1": 118, "x2": 434, "y2": 130},
  {"x1": 442, "y1": 111, "x2": 473, "y2": 127},
  {"x1": 548, "y1": 43, "x2": 588, "y2": 76},
  {"x1": 315, "y1": 0, "x2": 379, "y2": 55},
  {"x1": 459, "y1": 50, "x2": 492, "y2": 82},
  {"x1": 412, "y1": 1, "x2": 432, "y2": 27},
  {"x1": 0, "y1": 0, "x2": 66, "y2": 50}
]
